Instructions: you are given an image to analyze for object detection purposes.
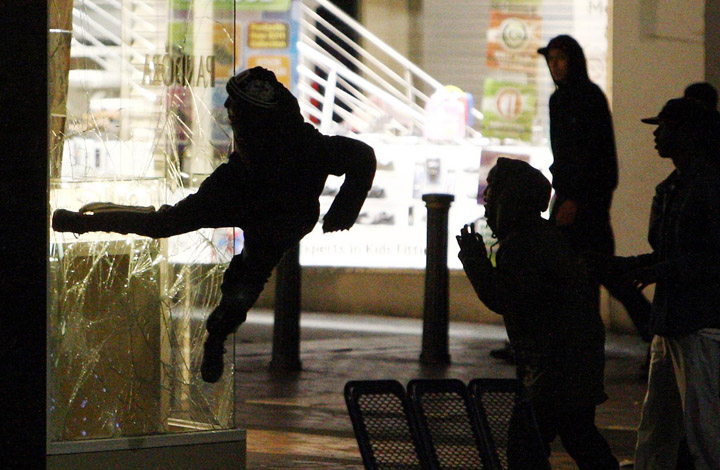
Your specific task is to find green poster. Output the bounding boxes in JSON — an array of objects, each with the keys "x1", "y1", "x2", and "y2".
[
  {"x1": 171, "y1": 0, "x2": 291, "y2": 13},
  {"x1": 235, "y1": 0, "x2": 292, "y2": 11},
  {"x1": 481, "y1": 78, "x2": 537, "y2": 142},
  {"x1": 168, "y1": 21, "x2": 193, "y2": 54}
]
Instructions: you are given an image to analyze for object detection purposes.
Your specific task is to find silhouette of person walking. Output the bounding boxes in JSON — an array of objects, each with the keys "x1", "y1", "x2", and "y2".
[
  {"x1": 683, "y1": 81, "x2": 718, "y2": 111},
  {"x1": 53, "y1": 67, "x2": 377, "y2": 383},
  {"x1": 611, "y1": 97, "x2": 720, "y2": 470},
  {"x1": 539, "y1": 34, "x2": 653, "y2": 342},
  {"x1": 457, "y1": 157, "x2": 619, "y2": 470}
]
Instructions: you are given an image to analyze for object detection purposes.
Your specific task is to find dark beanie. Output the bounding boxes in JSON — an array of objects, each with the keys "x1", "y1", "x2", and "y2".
[
  {"x1": 488, "y1": 158, "x2": 552, "y2": 212},
  {"x1": 226, "y1": 67, "x2": 282, "y2": 108}
]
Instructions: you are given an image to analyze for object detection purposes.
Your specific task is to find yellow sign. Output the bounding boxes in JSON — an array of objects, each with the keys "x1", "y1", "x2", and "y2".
[
  {"x1": 247, "y1": 56, "x2": 291, "y2": 88},
  {"x1": 248, "y1": 23, "x2": 289, "y2": 49}
]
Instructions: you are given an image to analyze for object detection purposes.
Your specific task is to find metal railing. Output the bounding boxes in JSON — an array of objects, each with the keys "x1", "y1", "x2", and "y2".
[
  {"x1": 298, "y1": 0, "x2": 483, "y2": 138},
  {"x1": 70, "y1": 0, "x2": 483, "y2": 138}
]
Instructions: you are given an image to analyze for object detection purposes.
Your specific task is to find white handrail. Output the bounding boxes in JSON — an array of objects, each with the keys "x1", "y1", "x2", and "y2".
[
  {"x1": 298, "y1": 0, "x2": 483, "y2": 138},
  {"x1": 298, "y1": 44, "x2": 426, "y2": 124},
  {"x1": 302, "y1": 0, "x2": 445, "y2": 91}
]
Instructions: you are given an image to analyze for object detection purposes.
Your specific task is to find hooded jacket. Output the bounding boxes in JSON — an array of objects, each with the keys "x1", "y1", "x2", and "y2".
[
  {"x1": 543, "y1": 36, "x2": 618, "y2": 211},
  {"x1": 459, "y1": 159, "x2": 608, "y2": 410}
]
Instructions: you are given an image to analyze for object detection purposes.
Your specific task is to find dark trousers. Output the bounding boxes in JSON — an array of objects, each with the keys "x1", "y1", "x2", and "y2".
[
  {"x1": 551, "y1": 195, "x2": 652, "y2": 340},
  {"x1": 64, "y1": 193, "x2": 311, "y2": 339},
  {"x1": 534, "y1": 404, "x2": 619, "y2": 470}
]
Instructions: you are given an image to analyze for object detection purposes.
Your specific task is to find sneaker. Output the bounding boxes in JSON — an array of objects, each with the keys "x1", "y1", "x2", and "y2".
[
  {"x1": 201, "y1": 335, "x2": 226, "y2": 383},
  {"x1": 52, "y1": 209, "x2": 87, "y2": 234}
]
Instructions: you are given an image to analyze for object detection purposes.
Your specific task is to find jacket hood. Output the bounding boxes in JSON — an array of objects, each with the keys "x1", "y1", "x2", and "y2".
[
  {"x1": 485, "y1": 158, "x2": 551, "y2": 239},
  {"x1": 538, "y1": 35, "x2": 589, "y2": 86}
]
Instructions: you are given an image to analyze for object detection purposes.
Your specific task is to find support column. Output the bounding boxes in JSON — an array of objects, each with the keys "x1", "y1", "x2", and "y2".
[
  {"x1": 706, "y1": 0, "x2": 720, "y2": 91},
  {"x1": 420, "y1": 193, "x2": 454, "y2": 365},
  {"x1": 271, "y1": 243, "x2": 302, "y2": 371},
  {"x1": 48, "y1": 0, "x2": 73, "y2": 178}
]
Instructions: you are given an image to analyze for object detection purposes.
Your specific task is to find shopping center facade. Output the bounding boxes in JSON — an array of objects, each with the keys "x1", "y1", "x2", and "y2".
[{"x1": 3, "y1": 0, "x2": 719, "y2": 467}]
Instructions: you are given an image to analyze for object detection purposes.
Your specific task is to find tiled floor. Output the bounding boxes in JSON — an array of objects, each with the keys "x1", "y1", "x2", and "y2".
[{"x1": 234, "y1": 310, "x2": 648, "y2": 469}]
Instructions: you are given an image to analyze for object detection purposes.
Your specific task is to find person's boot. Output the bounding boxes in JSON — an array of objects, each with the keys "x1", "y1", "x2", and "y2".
[
  {"x1": 201, "y1": 289, "x2": 257, "y2": 383},
  {"x1": 52, "y1": 209, "x2": 91, "y2": 234},
  {"x1": 201, "y1": 332, "x2": 227, "y2": 383},
  {"x1": 53, "y1": 203, "x2": 157, "y2": 235}
]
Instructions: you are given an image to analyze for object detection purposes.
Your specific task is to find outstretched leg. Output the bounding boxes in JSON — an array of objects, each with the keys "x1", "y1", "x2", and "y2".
[
  {"x1": 52, "y1": 202, "x2": 207, "y2": 238},
  {"x1": 200, "y1": 236, "x2": 294, "y2": 383},
  {"x1": 52, "y1": 161, "x2": 244, "y2": 238}
]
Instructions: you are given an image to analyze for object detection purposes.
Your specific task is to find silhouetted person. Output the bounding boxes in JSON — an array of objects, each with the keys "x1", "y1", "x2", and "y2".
[
  {"x1": 457, "y1": 157, "x2": 619, "y2": 470},
  {"x1": 683, "y1": 81, "x2": 718, "y2": 110},
  {"x1": 608, "y1": 98, "x2": 720, "y2": 470},
  {"x1": 538, "y1": 34, "x2": 653, "y2": 345},
  {"x1": 53, "y1": 67, "x2": 377, "y2": 383},
  {"x1": 684, "y1": 81, "x2": 720, "y2": 154}
]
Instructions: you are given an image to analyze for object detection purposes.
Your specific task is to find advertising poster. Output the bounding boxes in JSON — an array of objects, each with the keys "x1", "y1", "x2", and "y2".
[
  {"x1": 572, "y1": 0, "x2": 609, "y2": 91},
  {"x1": 481, "y1": 79, "x2": 537, "y2": 142},
  {"x1": 213, "y1": 22, "x2": 242, "y2": 81},
  {"x1": 235, "y1": 0, "x2": 293, "y2": 12},
  {"x1": 486, "y1": 9, "x2": 543, "y2": 74},
  {"x1": 241, "y1": 6, "x2": 299, "y2": 92}
]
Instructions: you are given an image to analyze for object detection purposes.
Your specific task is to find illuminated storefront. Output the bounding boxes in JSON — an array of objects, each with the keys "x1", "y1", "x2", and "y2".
[
  {"x1": 48, "y1": 0, "x2": 304, "y2": 452},
  {"x1": 46, "y1": 0, "x2": 610, "y2": 456}
]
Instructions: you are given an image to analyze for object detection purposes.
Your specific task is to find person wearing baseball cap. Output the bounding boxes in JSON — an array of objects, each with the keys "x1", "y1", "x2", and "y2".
[
  {"x1": 457, "y1": 157, "x2": 619, "y2": 469},
  {"x1": 608, "y1": 97, "x2": 720, "y2": 469},
  {"x1": 52, "y1": 67, "x2": 377, "y2": 383}
]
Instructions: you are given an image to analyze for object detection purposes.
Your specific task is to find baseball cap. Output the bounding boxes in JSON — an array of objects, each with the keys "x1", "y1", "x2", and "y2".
[
  {"x1": 641, "y1": 97, "x2": 710, "y2": 125},
  {"x1": 537, "y1": 34, "x2": 577, "y2": 56}
]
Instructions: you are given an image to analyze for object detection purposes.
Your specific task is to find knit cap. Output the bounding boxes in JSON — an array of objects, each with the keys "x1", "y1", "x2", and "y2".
[{"x1": 226, "y1": 67, "x2": 282, "y2": 108}]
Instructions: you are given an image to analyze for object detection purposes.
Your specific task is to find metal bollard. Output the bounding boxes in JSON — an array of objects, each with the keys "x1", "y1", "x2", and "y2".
[
  {"x1": 271, "y1": 243, "x2": 302, "y2": 371},
  {"x1": 420, "y1": 193, "x2": 454, "y2": 364}
]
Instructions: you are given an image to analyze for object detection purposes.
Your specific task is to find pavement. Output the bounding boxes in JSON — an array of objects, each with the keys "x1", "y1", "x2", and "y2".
[{"x1": 233, "y1": 309, "x2": 649, "y2": 469}]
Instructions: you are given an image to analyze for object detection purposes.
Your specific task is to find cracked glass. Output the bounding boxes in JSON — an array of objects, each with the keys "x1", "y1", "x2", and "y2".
[{"x1": 47, "y1": 0, "x2": 296, "y2": 442}]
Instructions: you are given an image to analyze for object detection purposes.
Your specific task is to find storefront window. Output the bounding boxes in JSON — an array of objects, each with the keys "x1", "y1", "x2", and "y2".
[
  {"x1": 48, "y1": 0, "x2": 300, "y2": 442},
  {"x1": 299, "y1": 0, "x2": 610, "y2": 269},
  {"x1": 46, "y1": 0, "x2": 609, "y2": 440}
]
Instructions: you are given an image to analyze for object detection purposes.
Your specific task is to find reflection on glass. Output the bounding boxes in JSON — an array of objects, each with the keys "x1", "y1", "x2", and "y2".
[{"x1": 48, "y1": 0, "x2": 242, "y2": 442}]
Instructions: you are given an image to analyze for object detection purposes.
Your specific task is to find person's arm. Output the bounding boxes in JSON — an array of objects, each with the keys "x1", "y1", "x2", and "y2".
[
  {"x1": 457, "y1": 224, "x2": 547, "y2": 316},
  {"x1": 625, "y1": 172, "x2": 720, "y2": 288},
  {"x1": 580, "y1": 89, "x2": 619, "y2": 202},
  {"x1": 321, "y1": 136, "x2": 377, "y2": 233}
]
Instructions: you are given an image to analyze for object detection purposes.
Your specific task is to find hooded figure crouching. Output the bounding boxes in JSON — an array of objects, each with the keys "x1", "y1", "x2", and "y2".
[{"x1": 457, "y1": 157, "x2": 619, "y2": 469}]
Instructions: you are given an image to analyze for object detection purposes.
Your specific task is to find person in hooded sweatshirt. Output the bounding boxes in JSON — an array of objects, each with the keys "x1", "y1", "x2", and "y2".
[
  {"x1": 537, "y1": 35, "x2": 654, "y2": 349},
  {"x1": 457, "y1": 157, "x2": 619, "y2": 470},
  {"x1": 52, "y1": 67, "x2": 377, "y2": 384},
  {"x1": 538, "y1": 34, "x2": 617, "y2": 253}
]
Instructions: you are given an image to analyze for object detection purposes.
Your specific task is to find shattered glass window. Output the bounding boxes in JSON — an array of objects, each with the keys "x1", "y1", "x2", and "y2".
[{"x1": 47, "y1": 0, "x2": 298, "y2": 441}]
